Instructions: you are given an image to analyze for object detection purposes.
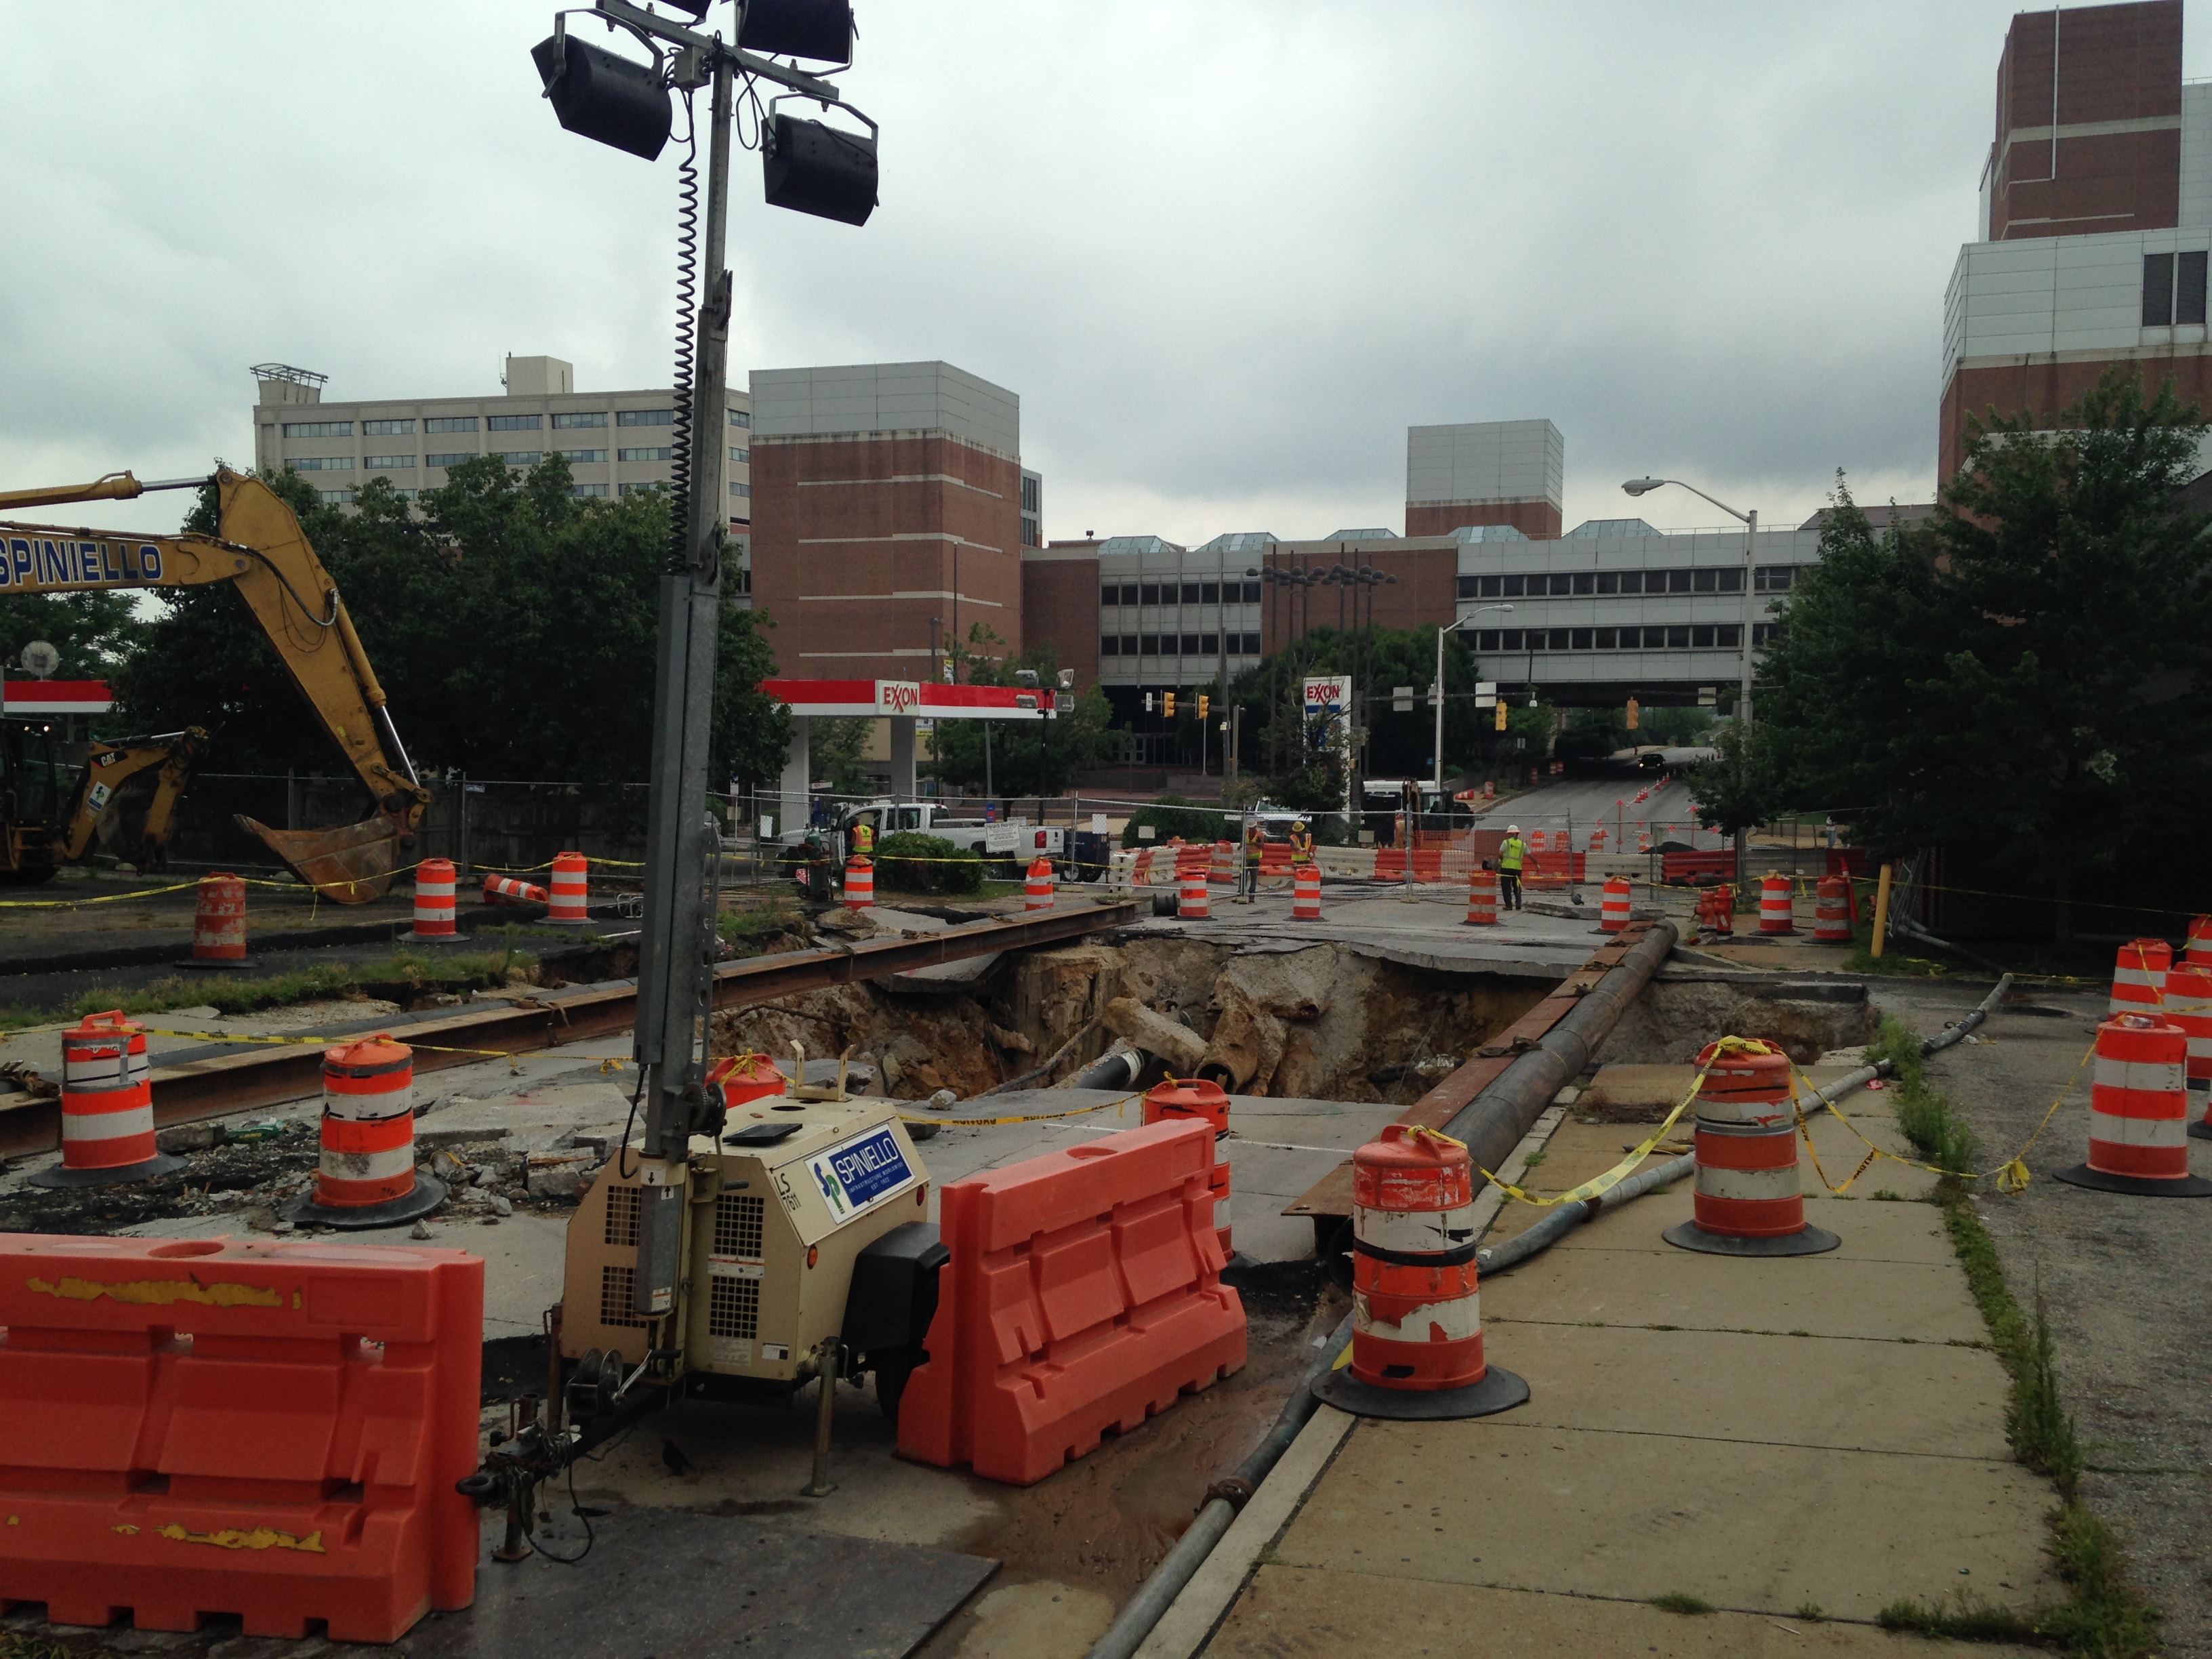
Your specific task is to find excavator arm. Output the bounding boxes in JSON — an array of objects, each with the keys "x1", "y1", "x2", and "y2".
[
  {"x1": 52, "y1": 727, "x2": 209, "y2": 867},
  {"x1": 0, "y1": 468, "x2": 432, "y2": 901}
]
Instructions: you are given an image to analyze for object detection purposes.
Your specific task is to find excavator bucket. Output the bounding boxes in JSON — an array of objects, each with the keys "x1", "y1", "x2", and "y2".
[{"x1": 236, "y1": 813, "x2": 403, "y2": 904}]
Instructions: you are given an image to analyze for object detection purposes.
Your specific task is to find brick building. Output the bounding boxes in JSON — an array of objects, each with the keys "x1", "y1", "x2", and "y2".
[{"x1": 1941, "y1": 0, "x2": 2212, "y2": 478}]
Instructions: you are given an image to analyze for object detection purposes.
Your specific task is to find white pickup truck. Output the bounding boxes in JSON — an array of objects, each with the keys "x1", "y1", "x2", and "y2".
[{"x1": 832, "y1": 799, "x2": 1066, "y2": 874}]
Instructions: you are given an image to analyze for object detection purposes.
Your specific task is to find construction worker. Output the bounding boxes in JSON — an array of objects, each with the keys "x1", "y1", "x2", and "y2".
[
  {"x1": 1498, "y1": 823, "x2": 1526, "y2": 912},
  {"x1": 1289, "y1": 818, "x2": 1315, "y2": 869},
  {"x1": 851, "y1": 816, "x2": 875, "y2": 859},
  {"x1": 1241, "y1": 816, "x2": 1266, "y2": 903}
]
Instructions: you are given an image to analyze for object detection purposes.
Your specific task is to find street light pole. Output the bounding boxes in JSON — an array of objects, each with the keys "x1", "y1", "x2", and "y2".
[{"x1": 1433, "y1": 602, "x2": 1513, "y2": 792}]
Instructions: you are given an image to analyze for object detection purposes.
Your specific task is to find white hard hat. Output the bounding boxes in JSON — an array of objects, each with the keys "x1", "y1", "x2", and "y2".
[{"x1": 1507, "y1": 823, "x2": 1519, "y2": 833}]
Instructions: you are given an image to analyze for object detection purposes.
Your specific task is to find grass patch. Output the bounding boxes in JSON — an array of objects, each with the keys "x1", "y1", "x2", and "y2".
[
  {"x1": 1869, "y1": 1017, "x2": 1978, "y2": 1177},
  {"x1": 1649, "y1": 1593, "x2": 1713, "y2": 1616},
  {"x1": 1794, "y1": 1602, "x2": 1825, "y2": 1622},
  {"x1": 59, "y1": 947, "x2": 536, "y2": 1023},
  {"x1": 1877, "y1": 1594, "x2": 2040, "y2": 1641}
]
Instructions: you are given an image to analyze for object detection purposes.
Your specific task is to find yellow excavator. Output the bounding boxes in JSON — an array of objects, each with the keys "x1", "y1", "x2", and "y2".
[
  {"x1": 0, "y1": 467, "x2": 430, "y2": 901},
  {"x1": 0, "y1": 723, "x2": 211, "y2": 880}
]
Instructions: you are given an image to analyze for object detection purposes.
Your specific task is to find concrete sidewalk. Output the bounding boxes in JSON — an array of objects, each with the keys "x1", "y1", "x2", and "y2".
[{"x1": 1145, "y1": 1086, "x2": 2057, "y2": 1657}]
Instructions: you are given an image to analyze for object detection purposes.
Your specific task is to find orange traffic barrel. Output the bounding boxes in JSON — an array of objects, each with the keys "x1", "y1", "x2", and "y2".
[
  {"x1": 32, "y1": 1011, "x2": 183, "y2": 1189},
  {"x1": 548, "y1": 851, "x2": 590, "y2": 924},
  {"x1": 1812, "y1": 877, "x2": 1851, "y2": 942},
  {"x1": 1311, "y1": 1124, "x2": 1529, "y2": 1420},
  {"x1": 283, "y1": 1034, "x2": 447, "y2": 1229},
  {"x1": 408, "y1": 857, "x2": 457, "y2": 940},
  {"x1": 1696, "y1": 883, "x2": 1736, "y2": 937},
  {"x1": 2055, "y1": 1014, "x2": 2212, "y2": 1195},
  {"x1": 1145, "y1": 1076, "x2": 1230, "y2": 1136},
  {"x1": 1179, "y1": 865, "x2": 1211, "y2": 920},
  {"x1": 1636, "y1": 823, "x2": 1652, "y2": 853},
  {"x1": 2108, "y1": 938, "x2": 2169, "y2": 1016},
  {"x1": 1292, "y1": 865, "x2": 1322, "y2": 920},
  {"x1": 2166, "y1": 964, "x2": 2212, "y2": 1141},
  {"x1": 1757, "y1": 874, "x2": 1795, "y2": 935},
  {"x1": 707, "y1": 1051, "x2": 788, "y2": 1109},
  {"x1": 1664, "y1": 1040, "x2": 1841, "y2": 1257},
  {"x1": 1600, "y1": 876, "x2": 1632, "y2": 934},
  {"x1": 1024, "y1": 857, "x2": 1055, "y2": 912},
  {"x1": 187, "y1": 872, "x2": 248, "y2": 966},
  {"x1": 1466, "y1": 868, "x2": 1498, "y2": 927},
  {"x1": 483, "y1": 872, "x2": 548, "y2": 906},
  {"x1": 2187, "y1": 914, "x2": 2212, "y2": 972},
  {"x1": 1528, "y1": 830, "x2": 1548, "y2": 854},
  {"x1": 844, "y1": 857, "x2": 874, "y2": 909}
]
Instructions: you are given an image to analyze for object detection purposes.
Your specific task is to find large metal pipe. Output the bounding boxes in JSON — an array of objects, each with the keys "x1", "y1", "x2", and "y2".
[{"x1": 1439, "y1": 920, "x2": 1679, "y2": 1181}]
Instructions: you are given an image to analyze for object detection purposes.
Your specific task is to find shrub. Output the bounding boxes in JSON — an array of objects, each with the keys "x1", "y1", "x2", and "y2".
[
  {"x1": 1120, "y1": 795, "x2": 1236, "y2": 851},
  {"x1": 875, "y1": 831, "x2": 982, "y2": 895}
]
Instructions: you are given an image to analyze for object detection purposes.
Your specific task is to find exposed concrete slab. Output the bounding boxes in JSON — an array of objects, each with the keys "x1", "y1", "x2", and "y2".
[
  {"x1": 1269, "y1": 1417, "x2": 2056, "y2": 1622},
  {"x1": 1484, "y1": 1323, "x2": 2012, "y2": 1460},
  {"x1": 1202, "y1": 1570, "x2": 2044, "y2": 1657},
  {"x1": 1540, "y1": 1192, "x2": 1962, "y2": 1268}
]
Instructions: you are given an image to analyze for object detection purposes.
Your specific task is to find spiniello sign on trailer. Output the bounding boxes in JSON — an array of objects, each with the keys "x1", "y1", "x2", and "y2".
[{"x1": 806, "y1": 1124, "x2": 916, "y2": 1218}]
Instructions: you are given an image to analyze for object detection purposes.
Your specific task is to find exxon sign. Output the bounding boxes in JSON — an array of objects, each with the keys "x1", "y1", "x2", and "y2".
[
  {"x1": 875, "y1": 680, "x2": 922, "y2": 715},
  {"x1": 1302, "y1": 676, "x2": 1351, "y2": 716}
]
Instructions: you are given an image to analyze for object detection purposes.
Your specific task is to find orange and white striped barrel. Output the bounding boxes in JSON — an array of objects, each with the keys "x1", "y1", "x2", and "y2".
[
  {"x1": 483, "y1": 873, "x2": 549, "y2": 906},
  {"x1": 2054, "y1": 1014, "x2": 2212, "y2": 1195},
  {"x1": 1813, "y1": 877, "x2": 1851, "y2": 943},
  {"x1": 1179, "y1": 866, "x2": 1211, "y2": 919},
  {"x1": 1145, "y1": 1076, "x2": 1231, "y2": 1136},
  {"x1": 1208, "y1": 1158, "x2": 1233, "y2": 1260},
  {"x1": 312, "y1": 1034, "x2": 419, "y2": 1209},
  {"x1": 844, "y1": 857, "x2": 874, "y2": 909},
  {"x1": 409, "y1": 857, "x2": 457, "y2": 938},
  {"x1": 52, "y1": 1011, "x2": 159, "y2": 1175},
  {"x1": 1292, "y1": 865, "x2": 1322, "y2": 920},
  {"x1": 548, "y1": 852, "x2": 590, "y2": 924},
  {"x1": 1466, "y1": 869, "x2": 1498, "y2": 927},
  {"x1": 1758, "y1": 874, "x2": 1795, "y2": 935},
  {"x1": 1481, "y1": 780, "x2": 1494, "y2": 800},
  {"x1": 191, "y1": 872, "x2": 247, "y2": 962},
  {"x1": 1600, "y1": 875, "x2": 1632, "y2": 933},
  {"x1": 1210, "y1": 840, "x2": 1235, "y2": 886},
  {"x1": 1636, "y1": 823, "x2": 1651, "y2": 853},
  {"x1": 1024, "y1": 857, "x2": 1054, "y2": 910},
  {"x1": 1664, "y1": 1041, "x2": 1839, "y2": 1254},
  {"x1": 2186, "y1": 914, "x2": 2212, "y2": 972},
  {"x1": 2108, "y1": 938, "x2": 2169, "y2": 1016},
  {"x1": 1528, "y1": 830, "x2": 1548, "y2": 854},
  {"x1": 2164, "y1": 964, "x2": 2212, "y2": 1122},
  {"x1": 1589, "y1": 824, "x2": 1607, "y2": 851},
  {"x1": 1349, "y1": 1125, "x2": 1484, "y2": 1391}
]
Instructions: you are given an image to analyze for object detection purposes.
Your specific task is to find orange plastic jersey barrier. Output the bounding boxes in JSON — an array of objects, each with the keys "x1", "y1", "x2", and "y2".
[{"x1": 0, "y1": 1234, "x2": 483, "y2": 1643}]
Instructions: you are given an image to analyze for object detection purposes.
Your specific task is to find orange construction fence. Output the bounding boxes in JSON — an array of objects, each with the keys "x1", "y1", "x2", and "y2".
[
  {"x1": 896, "y1": 1118, "x2": 1246, "y2": 1486},
  {"x1": 0, "y1": 1234, "x2": 483, "y2": 1643}
]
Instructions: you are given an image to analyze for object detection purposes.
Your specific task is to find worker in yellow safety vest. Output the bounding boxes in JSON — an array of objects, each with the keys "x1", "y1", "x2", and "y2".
[
  {"x1": 851, "y1": 819, "x2": 874, "y2": 859},
  {"x1": 1289, "y1": 819, "x2": 1314, "y2": 867},
  {"x1": 1498, "y1": 823, "x2": 1525, "y2": 912},
  {"x1": 1241, "y1": 819, "x2": 1265, "y2": 903}
]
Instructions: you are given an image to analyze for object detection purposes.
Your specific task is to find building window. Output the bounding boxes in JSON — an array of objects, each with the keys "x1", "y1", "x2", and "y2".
[
  {"x1": 1477, "y1": 630, "x2": 1500, "y2": 651},
  {"x1": 1547, "y1": 574, "x2": 1572, "y2": 596},
  {"x1": 558, "y1": 448, "x2": 607, "y2": 463},
  {"x1": 291, "y1": 455, "x2": 351, "y2": 471},
  {"x1": 1753, "y1": 621, "x2": 1784, "y2": 645},
  {"x1": 571, "y1": 483, "x2": 610, "y2": 497},
  {"x1": 487, "y1": 413, "x2": 542, "y2": 431},
  {"x1": 1181, "y1": 583, "x2": 1200, "y2": 604},
  {"x1": 617, "y1": 409, "x2": 675, "y2": 426},
  {"x1": 1190, "y1": 581, "x2": 1211, "y2": 604},
  {"x1": 1500, "y1": 629, "x2": 1523, "y2": 650},
  {"x1": 1717, "y1": 623, "x2": 1741, "y2": 647},
  {"x1": 1501, "y1": 574, "x2": 1525, "y2": 597},
  {"x1": 730, "y1": 447, "x2": 750, "y2": 464},
  {"x1": 553, "y1": 411, "x2": 608, "y2": 429},
  {"x1": 1547, "y1": 628, "x2": 1569, "y2": 649},
  {"x1": 1101, "y1": 636, "x2": 1120, "y2": 657},
  {"x1": 425, "y1": 416, "x2": 478, "y2": 433},
  {"x1": 1124, "y1": 634, "x2": 1141, "y2": 655},
  {"x1": 1596, "y1": 573, "x2": 1619, "y2": 594},
  {"x1": 729, "y1": 409, "x2": 751, "y2": 428},
  {"x1": 1244, "y1": 581, "x2": 1263, "y2": 602},
  {"x1": 363, "y1": 418, "x2": 415, "y2": 436},
  {"x1": 1139, "y1": 635, "x2": 1159, "y2": 656},
  {"x1": 1181, "y1": 632, "x2": 1201, "y2": 654},
  {"x1": 730, "y1": 481, "x2": 751, "y2": 497},
  {"x1": 316, "y1": 488, "x2": 354, "y2": 504},
  {"x1": 1021, "y1": 475, "x2": 1039, "y2": 512},
  {"x1": 1666, "y1": 626, "x2": 1691, "y2": 648},
  {"x1": 283, "y1": 419, "x2": 352, "y2": 437},
  {"x1": 619, "y1": 446, "x2": 673, "y2": 462},
  {"x1": 1101, "y1": 587, "x2": 1120, "y2": 609},
  {"x1": 1618, "y1": 571, "x2": 1645, "y2": 594},
  {"x1": 1570, "y1": 628, "x2": 1593, "y2": 649},
  {"x1": 363, "y1": 455, "x2": 415, "y2": 470},
  {"x1": 1021, "y1": 518, "x2": 1040, "y2": 549},
  {"x1": 1692, "y1": 569, "x2": 1717, "y2": 593},
  {"x1": 1240, "y1": 632, "x2": 1261, "y2": 653},
  {"x1": 1717, "y1": 568, "x2": 1744, "y2": 593},
  {"x1": 1456, "y1": 575, "x2": 1478, "y2": 598},
  {"x1": 1594, "y1": 627, "x2": 1616, "y2": 648},
  {"x1": 494, "y1": 451, "x2": 541, "y2": 466},
  {"x1": 1198, "y1": 633, "x2": 1218, "y2": 655},
  {"x1": 1669, "y1": 570, "x2": 1695, "y2": 594},
  {"x1": 1754, "y1": 565, "x2": 1797, "y2": 593},
  {"x1": 2143, "y1": 251, "x2": 2208, "y2": 325},
  {"x1": 1572, "y1": 572, "x2": 1595, "y2": 594},
  {"x1": 424, "y1": 452, "x2": 472, "y2": 468},
  {"x1": 1692, "y1": 624, "x2": 1716, "y2": 647},
  {"x1": 620, "y1": 481, "x2": 667, "y2": 497},
  {"x1": 1139, "y1": 583, "x2": 1161, "y2": 605}
]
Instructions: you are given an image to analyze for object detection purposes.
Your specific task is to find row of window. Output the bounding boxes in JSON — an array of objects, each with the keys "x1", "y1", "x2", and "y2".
[
  {"x1": 1459, "y1": 566, "x2": 1799, "y2": 599},
  {"x1": 319, "y1": 445, "x2": 683, "y2": 472},
  {"x1": 2143, "y1": 251, "x2": 2209, "y2": 328},
  {"x1": 1101, "y1": 634, "x2": 1264, "y2": 658},
  {"x1": 282, "y1": 408, "x2": 693, "y2": 439},
  {"x1": 1472, "y1": 623, "x2": 1782, "y2": 651},
  {"x1": 1103, "y1": 580, "x2": 1264, "y2": 607}
]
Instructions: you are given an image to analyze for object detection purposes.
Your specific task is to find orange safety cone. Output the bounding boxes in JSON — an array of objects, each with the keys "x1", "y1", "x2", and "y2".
[
  {"x1": 2186, "y1": 914, "x2": 2212, "y2": 972},
  {"x1": 1466, "y1": 869, "x2": 1498, "y2": 927},
  {"x1": 2169, "y1": 963, "x2": 2212, "y2": 1140},
  {"x1": 1813, "y1": 877, "x2": 1852, "y2": 942},
  {"x1": 844, "y1": 857, "x2": 874, "y2": 909},
  {"x1": 1311, "y1": 1124, "x2": 1529, "y2": 1420},
  {"x1": 30, "y1": 1011, "x2": 184, "y2": 1189},
  {"x1": 1179, "y1": 865, "x2": 1211, "y2": 920},
  {"x1": 1757, "y1": 873, "x2": 1795, "y2": 935},
  {"x1": 1292, "y1": 865, "x2": 1322, "y2": 920},
  {"x1": 1664, "y1": 1040, "x2": 1841, "y2": 1256},
  {"x1": 1024, "y1": 856, "x2": 1055, "y2": 911},
  {"x1": 2055, "y1": 1014, "x2": 2212, "y2": 1195},
  {"x1": 185, "y1": 872, "x2": 249, "y2": 967},
  {"x1": 1696, "y1": 883, "x2": 1736, "y2": 938},
  {"x1": 547, "y1": 851, "x2": 590, "y2": 925},
  {"x1": 2108, "y1": 938, "x2": 2169, "y2": 1016},
  {"x1": 407, "y1": 857, "x2": 458, "y2": 941},
  {"x1": 1599, "y1": 875, "x2": 1632, "y2": 933},
  {"x1": 1589, "y1": 824, "x2": 1607, "y2": 851},
  {"x1": 483, "y1": 872, "x2": 549, "y2": 906},
  {"x1": 284, "y1": 1033, "x2": 448, "y2": 1228},
  {"x1": 1636, "y1": 823, "x2": 1651, "y2": 853}
]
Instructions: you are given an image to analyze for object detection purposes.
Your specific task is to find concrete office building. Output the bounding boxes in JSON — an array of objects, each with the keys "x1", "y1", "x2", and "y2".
[
  {"x1": 1940, "y1": 0, "x2": 2212, "y2": 478},
  {"x1": 251, "y1": 355, "x2": 756, "y2": 586},
  {"x1": 747, "y1": 361, "x2": 1028, "y2": 676},
  {"x1": 1404, "y1": 419, "x2": 1565, "y2": 539}
]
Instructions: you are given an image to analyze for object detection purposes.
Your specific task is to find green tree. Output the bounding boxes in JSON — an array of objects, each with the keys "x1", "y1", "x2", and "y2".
[
  {"x1": 811, "y1": 717, "x2": 878, "y2": 797},
  {"x1": 1219, "y1": 625, "x2": 1490, "y2": 783},
  {"x1": 0, "y1": 591, "x2": 144, "y2": 688},
  {"x1": 928, "y1": 640, "x2": 1111, "y2": 794}
]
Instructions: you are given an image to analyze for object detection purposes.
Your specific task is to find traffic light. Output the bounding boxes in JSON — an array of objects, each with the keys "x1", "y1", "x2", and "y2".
[
  {"x1": 1625, "y1": 697, "x2": 1641, "y2": 731},
  {"x1": 1198, "y1": 694, "x2": 1210, "y2": 719},
  {"x1": 1163, "y1": 691, "x2": 1177, "y2": 718},
  {"x1": 1494, "y1": 699, "x2": 1509, "y2": 732}
]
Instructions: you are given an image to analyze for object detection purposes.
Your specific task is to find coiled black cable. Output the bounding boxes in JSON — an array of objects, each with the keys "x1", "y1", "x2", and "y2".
[{"x1": 667, "y1": 88, "x2": 700, "y2": 573}]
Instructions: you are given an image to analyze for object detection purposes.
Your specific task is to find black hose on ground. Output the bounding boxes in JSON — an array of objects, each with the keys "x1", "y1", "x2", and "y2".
[{"x1": 1084, "y1": 964, "x2": 2017, "y2": 1659}]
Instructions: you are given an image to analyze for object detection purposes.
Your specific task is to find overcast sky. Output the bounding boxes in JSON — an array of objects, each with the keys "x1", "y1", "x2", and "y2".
[{"x1": 9, "y1": 1, "x2": 2212, "y2": 547}]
